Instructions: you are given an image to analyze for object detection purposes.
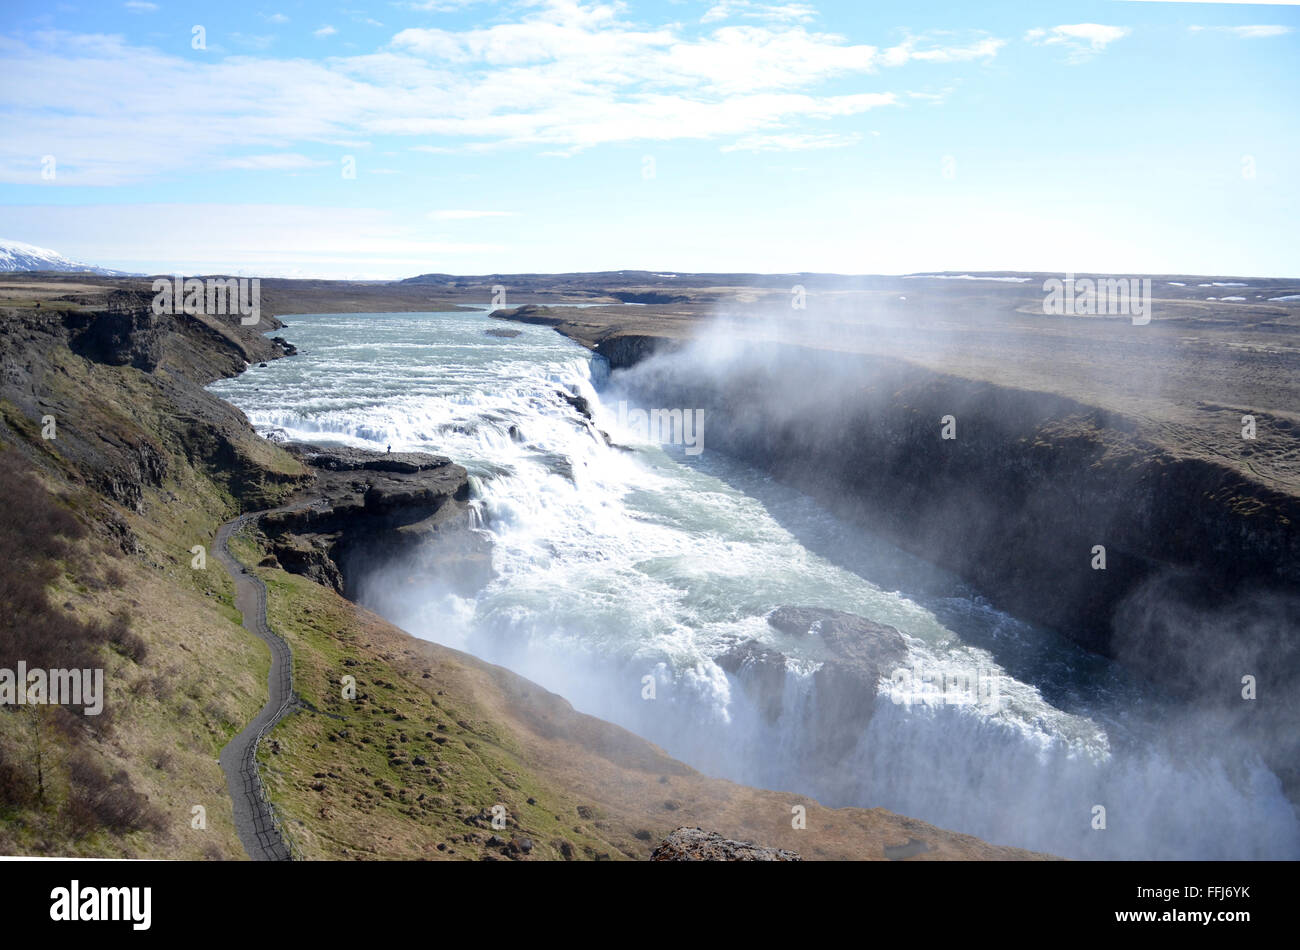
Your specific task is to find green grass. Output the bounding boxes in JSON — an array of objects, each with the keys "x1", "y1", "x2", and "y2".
[{"x1": 249, "y1": 559, "x2": 634, "y2": 860}]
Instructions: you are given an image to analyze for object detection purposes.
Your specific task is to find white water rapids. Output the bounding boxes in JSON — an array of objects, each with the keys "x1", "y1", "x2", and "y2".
[{"x1": 209, "y1": 308, "x2": 1300, "y2": 859}]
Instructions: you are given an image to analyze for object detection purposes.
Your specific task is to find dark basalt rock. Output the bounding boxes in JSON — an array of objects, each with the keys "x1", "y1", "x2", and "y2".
[
  {"x1": 489, "y1": 304, "x2": 565, "y2": 326},
  {"x1": 66, "y1": 306, "x2": 170, "y2": 371},
  {"x1": 557, "y1": 389, "x2": 592, "y2": 420},
  {"x1": 611, "y1": 290, "x2": 689, "y2": 305},
  {"x1": 592, "y1": 333, "x2": 680, "y2": 370},
  {"x1": 718, "y1": 606, "x2": 908, "y2": 760},
  {"x1": 261, "y1": 442, "x2": 493, "y2": 599},
  {"x1": 650, "y1": 827, "x2": 800, "y2": 861},
  {"x1": 0, "y1": 297, "x2": 304, "y2": 519},
  {"x1": 767, "y1": 606, "x2": 908, "y2": 675},
  {"x1": 283, "y1": 442, "x2": 455, "y2": 476},
  {"x1": 715, "y1": 639, "x2": 788, "y2": 724}
]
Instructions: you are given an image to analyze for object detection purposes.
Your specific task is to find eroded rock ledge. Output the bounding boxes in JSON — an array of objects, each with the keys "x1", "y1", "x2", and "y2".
[
  {"x1": 719, "y1": 606, "x2": 907, "y2": 763},
  {"x1": 258, "y1": 443, "x2": 492, "y2": 598},
  {"x1": 489, "y1": 304, "x2": 566, "y2": 326}
]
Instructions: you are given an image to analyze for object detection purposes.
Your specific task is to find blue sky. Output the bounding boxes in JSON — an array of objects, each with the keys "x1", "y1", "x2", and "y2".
[{"x1": 0, "y1": 0, "x2": 1297, "y2": 277}]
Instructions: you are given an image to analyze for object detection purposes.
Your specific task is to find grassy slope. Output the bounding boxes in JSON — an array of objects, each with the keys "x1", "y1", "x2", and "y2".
[
  {"x1": 243, "y1": 532, "x2": 640, "y2": 860},
  {"x1": 0, "y1": 348, "x2": 287, "y2": 857}
]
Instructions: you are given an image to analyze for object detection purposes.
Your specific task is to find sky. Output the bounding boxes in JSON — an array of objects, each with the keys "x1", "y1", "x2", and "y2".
[{"x1": 0, "y1": 0, "x2": 1296, "y2": 278}]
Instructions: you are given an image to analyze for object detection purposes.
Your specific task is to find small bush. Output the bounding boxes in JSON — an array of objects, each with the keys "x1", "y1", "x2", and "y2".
[
  {"x1": 63, "y1": 752, "x2": 164, "y2": 836},
  {"x1": 148, "y1": 748, "x2": 173, "y2": 771},
  {"x1": 107, "y1": 614, "x2": 147, "y2": 664},
  {"x1": 0, "y1": 449, "x2": 116, "y2": 692},
  {"x1": 0, "y1": 755, "x2": 33, "y2": 809}
]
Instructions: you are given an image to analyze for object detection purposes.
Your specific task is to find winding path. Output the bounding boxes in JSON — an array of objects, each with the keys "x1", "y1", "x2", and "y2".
[{"x1": 215, "y1": 507, "x2": 301, "y2": 862}]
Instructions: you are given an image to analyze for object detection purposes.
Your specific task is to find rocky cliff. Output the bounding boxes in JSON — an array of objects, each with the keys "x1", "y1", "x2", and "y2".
[{"x1": 258, "y1": 443, "x2": 491, "y2": 599}]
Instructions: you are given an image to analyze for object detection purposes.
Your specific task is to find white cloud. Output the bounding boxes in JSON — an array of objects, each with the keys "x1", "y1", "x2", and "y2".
[
  {"x1": 1189, "y1": 25, "x2": 1292, "y2": 39},
  {"x1": 881, "y1": 36, "x2": 1004, "y2": 67},
  {"x1": 0, "y1": 2, "x2": 1001, "y2": 183},
  {"x1": 1026, "y1": 23, "x2": 1129, "y2": 61},
  {"x1": 428, "y1": 209, "x2": 517, "y2": 219},
  {"x1": 220, "y1": 153, "x2": 330, "y2": 170},
  {"x1": 314, "y1": 25, "x2": 337, "y2": 38},
  {"x1": 721, "y1": 131, "x2": 862, "y2": 152},
  {"x1": 124, "y1": 1, "x2": 158, "y2": 11},
  {"x1": 403, "y1": 0, "x2": 492, "y2": 10},
  {"x1": 701, "y1": 2, "x2": 817, "y2": 24}
]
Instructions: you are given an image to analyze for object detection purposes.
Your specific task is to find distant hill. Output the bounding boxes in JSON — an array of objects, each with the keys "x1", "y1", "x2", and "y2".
[
  {"x1": 399, "y1": 269, "x2": 886, "y2": 291},
  {"x1": 0, "y1": 238, "x2": 135, "y2": 276}
]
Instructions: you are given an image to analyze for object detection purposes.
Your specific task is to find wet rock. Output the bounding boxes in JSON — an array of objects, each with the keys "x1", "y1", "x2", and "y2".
[
  {"x1": 715, "y1": 639, "x2": 787, "y2": 724},
  {"x1": 557, "y1": 389, "x2": 592, "y2": 420},
  {"x1": 718, "y1": 606, "x2": 908, "y2": 760}
]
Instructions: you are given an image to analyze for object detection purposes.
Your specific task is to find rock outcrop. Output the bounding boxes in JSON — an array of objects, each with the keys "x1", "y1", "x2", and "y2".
[
  {"x1": 718, "y1": 606, "x2": 908, "y2": 762},
  {"x1": 592, "y1": 333, "x2": 679, "y2": 370},
  {"x1": 650, "y1": 827, "x2": 801, "y2": 861},
  {"x1": 259, "y1": 443, "x2": 492, "y2": 599},
  {"x1": 0, "y1": 289, "x2": 304, "y2": 531},
  {"x1": 489, "y1": 304, "x2": 566, "y2": 326}
]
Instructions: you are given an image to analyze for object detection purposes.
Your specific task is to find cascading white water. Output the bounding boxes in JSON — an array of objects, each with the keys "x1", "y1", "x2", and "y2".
[{"x1": 210, "y1": 308, "x2": 1300, "y2": 859}]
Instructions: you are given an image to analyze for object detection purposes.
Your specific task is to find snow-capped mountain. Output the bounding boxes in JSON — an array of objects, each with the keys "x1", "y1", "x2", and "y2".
[{"x1": 0, "y1": 238, "x2": 133, "y2": 276}]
